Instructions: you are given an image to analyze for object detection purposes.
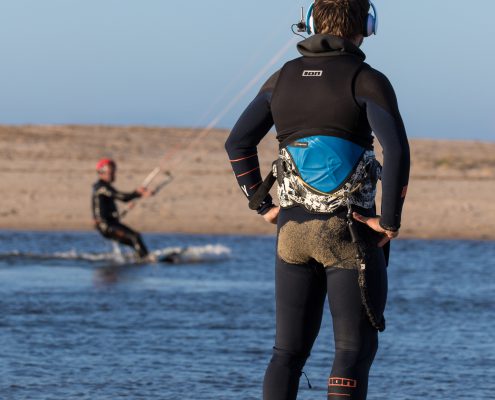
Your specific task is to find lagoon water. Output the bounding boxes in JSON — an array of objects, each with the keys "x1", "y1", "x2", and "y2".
[{"x1": 0, "y1": 231, "x2": 494, "y2": 400}]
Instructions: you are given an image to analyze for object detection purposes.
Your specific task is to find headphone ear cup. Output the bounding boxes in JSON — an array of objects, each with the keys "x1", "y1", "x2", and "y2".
[
  {"x1": 306, "y1": 3, "x2": 315, "y2": 34},
  {"x1": 309, "y1": 15, "x2": 315, "y2": 34},
  {"x1": 365, "y1": 1, "x2": 378, "y2": 37},
  {"x1": 364, "y1": 14, "x2": 375, "y2": 37}
]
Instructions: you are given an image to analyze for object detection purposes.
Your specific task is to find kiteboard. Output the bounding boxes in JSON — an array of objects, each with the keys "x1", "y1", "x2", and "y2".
[{"x1": 150, "y1": 247, "x2": 187, "y2": 264}]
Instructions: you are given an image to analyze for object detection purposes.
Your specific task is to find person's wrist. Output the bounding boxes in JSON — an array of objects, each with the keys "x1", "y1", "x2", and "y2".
[
  {"x1": 256, "y1": 195, "x2": 274, "y2": 215},
  {"x1": 258, "y1": 202, "x2": 275, "y2": 215},
  {"x1": 379, "y1": 218, "x2": 399, "y2": 232}
]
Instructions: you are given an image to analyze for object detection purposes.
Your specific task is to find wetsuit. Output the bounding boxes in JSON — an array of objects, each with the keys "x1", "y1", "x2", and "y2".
[
  {"x1": 92, "y1": 179, "x2": 149, "y2": 258},
  {"x1": 225, "y1": 35, "x2": 410, "y2": 399}
]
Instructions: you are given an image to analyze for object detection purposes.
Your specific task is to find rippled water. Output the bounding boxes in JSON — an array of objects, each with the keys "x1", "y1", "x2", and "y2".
[{"x1": 0, "y1": 231, "x2": 493, "y2": 399}]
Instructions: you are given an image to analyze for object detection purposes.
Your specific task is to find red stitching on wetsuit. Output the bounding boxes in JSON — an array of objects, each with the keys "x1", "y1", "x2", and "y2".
[
  {"x1": 230, "y1": 153, "x2": 258, "y2": 162},
  {"x1": 249, "y1": 181, "x2": 262, "y2": 190},
  {"x1": 236, "y1": 167, "x2": 260, "y2": 178}
]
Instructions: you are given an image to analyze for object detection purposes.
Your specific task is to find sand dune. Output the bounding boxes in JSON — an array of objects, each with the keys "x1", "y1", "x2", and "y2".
[{"x1": 1, "y1": 125, "x2": 494, "y2": 240}]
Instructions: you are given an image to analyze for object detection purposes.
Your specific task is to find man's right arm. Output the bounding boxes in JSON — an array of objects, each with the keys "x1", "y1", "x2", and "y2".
[{"x1": 224, "y1": 71, "x2": 280, "y2": 215}]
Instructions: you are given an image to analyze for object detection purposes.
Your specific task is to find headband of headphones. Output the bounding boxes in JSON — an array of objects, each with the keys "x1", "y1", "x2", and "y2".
[{"x1": 305, "y1": 1, "x2": 378, "y2": 37}]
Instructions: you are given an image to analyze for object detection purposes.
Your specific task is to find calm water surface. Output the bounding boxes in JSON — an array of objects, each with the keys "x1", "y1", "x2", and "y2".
[{"x1": 0, "y1": 231, "x2": 493, "y2": 399}]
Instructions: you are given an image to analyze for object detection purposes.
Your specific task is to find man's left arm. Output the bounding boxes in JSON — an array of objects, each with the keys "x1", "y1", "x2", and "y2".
[
  {"x1": 110, "y1": 186, "x2": 142, "y2": 203},
  {"x1": 355, "y1": 67, "x2": 411, "y2": 232}
]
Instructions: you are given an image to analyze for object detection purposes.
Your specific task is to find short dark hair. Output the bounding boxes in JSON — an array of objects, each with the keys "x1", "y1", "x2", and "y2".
[{"x1": 313, "y1": 0, "x2": 370, "y2": 38}]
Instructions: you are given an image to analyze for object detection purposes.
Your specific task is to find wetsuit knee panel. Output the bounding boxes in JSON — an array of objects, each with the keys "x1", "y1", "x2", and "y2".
[
  {"x1": 334, "y1": 331, "x2": 378, "y2": 356},
  {"x1": 270, "y1": 347, "x2": 309, "y2": 371}
]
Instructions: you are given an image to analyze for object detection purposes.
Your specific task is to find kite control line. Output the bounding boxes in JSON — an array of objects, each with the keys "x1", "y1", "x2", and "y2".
[
  {"x1": 119, "y1": 167, "x2": 171, "y2": 219},
  {"x1": 120, "y1": 35, "x2": 297, "y2": 218}
]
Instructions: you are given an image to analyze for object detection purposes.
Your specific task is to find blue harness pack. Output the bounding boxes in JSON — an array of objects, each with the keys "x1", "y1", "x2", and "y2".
[{"x1": 285, "y1": 136, "x2": 365, "y2": 194}]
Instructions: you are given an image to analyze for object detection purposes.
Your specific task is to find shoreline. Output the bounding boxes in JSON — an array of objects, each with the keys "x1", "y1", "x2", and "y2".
[
  {"x1": 1, "y1": 226, "x2": 494, "y2": 242},
  {"x1": 1, "y1": 124, "x2": 495, "y2": 241}
]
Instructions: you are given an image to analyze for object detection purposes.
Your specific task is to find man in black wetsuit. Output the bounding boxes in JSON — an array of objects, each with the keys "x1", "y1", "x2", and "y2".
[
  {"x1": 225, "y1": 1, "x2": 410, "y2": 399},
  {"x1": 92, "y1": 158, "x2": 153, "y2": 260}
]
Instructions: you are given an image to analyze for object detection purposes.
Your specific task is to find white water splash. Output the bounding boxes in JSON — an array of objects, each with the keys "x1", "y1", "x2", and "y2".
[
  {"x1": 0, "y1": 244, "x2": 231, "y2": 265},
  {"x1": 153, "y1": 244, "x2": 231, "y2": 263}
]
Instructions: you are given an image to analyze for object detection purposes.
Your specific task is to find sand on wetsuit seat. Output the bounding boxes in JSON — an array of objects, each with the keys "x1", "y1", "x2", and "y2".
[{"x1": 277, "y1": 215, "x2": 382, "y2": 269}]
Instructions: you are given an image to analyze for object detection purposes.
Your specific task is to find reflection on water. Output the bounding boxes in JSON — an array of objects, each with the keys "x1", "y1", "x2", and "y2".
[{"x1": 94, "y1": 264, "x2": 140, "y2": 286}]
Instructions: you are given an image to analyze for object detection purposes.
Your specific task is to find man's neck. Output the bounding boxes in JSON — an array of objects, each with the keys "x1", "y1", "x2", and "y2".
[{"x1": 349, "y1": 35, "x2": 364, "y2": 47}]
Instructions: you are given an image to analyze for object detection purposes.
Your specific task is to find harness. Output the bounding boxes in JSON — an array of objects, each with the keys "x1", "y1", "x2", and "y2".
[{"x1": 249, "y1": 134, "x2": 381, "y2": 213}]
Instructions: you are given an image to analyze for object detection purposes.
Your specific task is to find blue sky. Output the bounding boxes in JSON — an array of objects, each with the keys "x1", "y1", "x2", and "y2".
[{"x1": 0, "y1": 0, "x2": 493, "y2": 140}]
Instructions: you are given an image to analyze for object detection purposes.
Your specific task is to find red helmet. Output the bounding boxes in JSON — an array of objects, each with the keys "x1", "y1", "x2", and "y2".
[{"x1": 96, "y1": 158, "x2": 116, "y2": 172}]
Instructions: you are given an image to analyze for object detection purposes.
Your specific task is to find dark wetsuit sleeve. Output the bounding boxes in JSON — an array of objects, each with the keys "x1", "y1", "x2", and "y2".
[
  {"x1": 355, "y1": 67, "x2": 410, "y2": 231},
  {"x1": 225, "y1": 71, "x2": 280, "y2": 214},
  {"x1": 93, "y1": 192, "x2": 103, "y2": 221},
  {"x1": 110, "y1": 187, "x2": 141, "y2": 203}
]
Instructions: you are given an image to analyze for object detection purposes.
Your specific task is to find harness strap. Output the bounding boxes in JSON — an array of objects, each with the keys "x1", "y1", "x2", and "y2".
[
  {"x1": 249, "y1": 161, "x2": 277, "y2": 210},
  {"x1": 345, "y1": 194, "x2": 385, "y2": 331},
  {"x1": 278, "y1": 130, "x2": 373, "y2": 151}
]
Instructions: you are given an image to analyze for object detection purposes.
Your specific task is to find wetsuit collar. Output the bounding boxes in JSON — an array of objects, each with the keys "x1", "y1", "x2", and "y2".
[
  {"x1": 98, "y1": 178, "x2": 112, "y2": 186},
  {"x1": 297, "y1": 34, "x2": 366, "y2": 60}
]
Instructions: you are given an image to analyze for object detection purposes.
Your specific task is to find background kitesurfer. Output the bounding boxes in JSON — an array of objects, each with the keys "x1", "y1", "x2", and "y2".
[
  {"x1": 92, "y1": 158, "x2": 154, "y2": 260},
  {"x1": 225, "y1": 0, "x2": 410, "y2": 399}
]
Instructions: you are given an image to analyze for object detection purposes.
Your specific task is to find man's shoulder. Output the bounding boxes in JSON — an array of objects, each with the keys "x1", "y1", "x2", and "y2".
[
  {"x1": 93, "y1": 180, "x2": 114, "y2": 195},
  {"x1": 360, "y1": 63, "x2": 391, "y2": 82},
  {"x1": 93, "y1": 179, "x2": 105, "y2": 189},
  {"x1": 259, "y1": 68, "x2": 283, "y2": 94},
  {"x1": 356, "y1": 63, "x2": 395, "y2": 92}
]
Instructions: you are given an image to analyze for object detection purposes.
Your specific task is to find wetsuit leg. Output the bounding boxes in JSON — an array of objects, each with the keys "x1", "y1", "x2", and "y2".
[
  {"x1": 263, "y1": 256, "x2": 327, "y2": 400},
  {"x1": 101, "y1": 223, "x2": 149, "y2": 258},
  {"x1": 326, "y1": 247, "x2": 387, "y2": 400},
  {"x1": 263, "y1": 207, "x2": 387, "y2": 400}
]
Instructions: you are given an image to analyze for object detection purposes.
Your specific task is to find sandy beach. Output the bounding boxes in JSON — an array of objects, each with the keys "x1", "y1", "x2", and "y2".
[{"x1": 1, "y1": 125, "x2": 494, "y2": 240}]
